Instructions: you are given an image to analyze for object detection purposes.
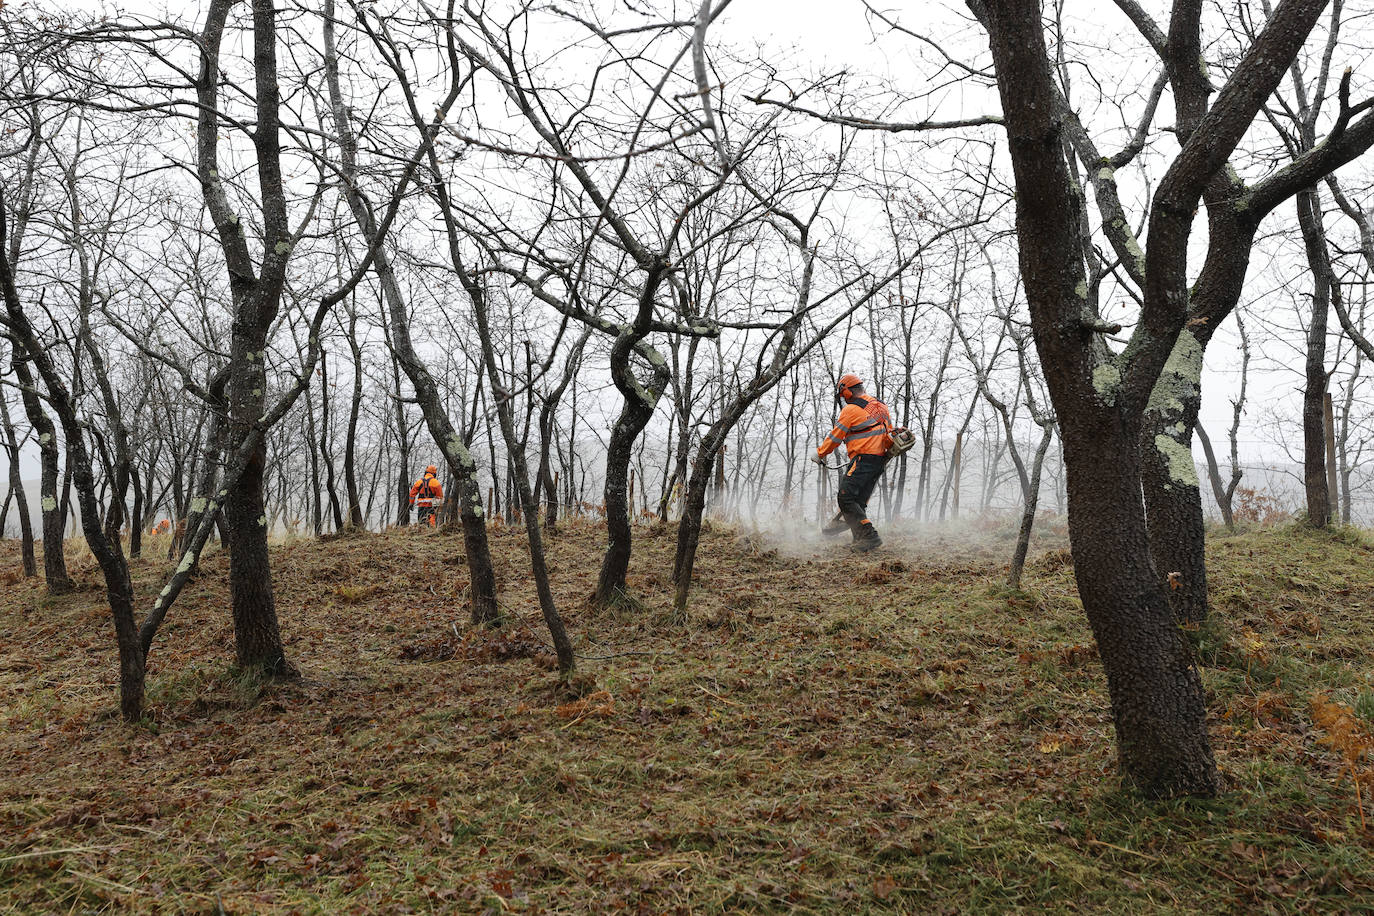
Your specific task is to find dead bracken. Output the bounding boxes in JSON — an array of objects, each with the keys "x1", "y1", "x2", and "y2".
[{"x1": 2, "y1": 522, "x2": 1374, "y2": 912}]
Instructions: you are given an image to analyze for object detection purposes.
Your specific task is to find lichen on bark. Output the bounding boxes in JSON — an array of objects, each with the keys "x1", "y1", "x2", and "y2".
[
  {"x1": 1092, "y1": 363, "x2": 1121, "y2": 406},
  {"x1": 1146, "y1": 330, "x2": 1203, "y2": 416},
  {"x1": 1154, "y1": 433, "x2": 1200, "y2": 489}
]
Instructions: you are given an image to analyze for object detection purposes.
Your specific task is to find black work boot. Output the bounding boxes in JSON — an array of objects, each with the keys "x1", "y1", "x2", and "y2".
[
  {"x1": 821, "y1": 511, "x2": 848, "y2": 537},
  {"x1": 854, "y1": 522, "x2": 882, "y2": 553}
]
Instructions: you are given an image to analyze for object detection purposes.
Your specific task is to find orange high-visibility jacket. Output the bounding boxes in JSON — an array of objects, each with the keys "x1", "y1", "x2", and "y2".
[
  {"x1": 817, "y1": 395, "x2": 893, "y2": 459},
  {"x1": 409, "y1": 473, "x2": 444, "y2": 506}
]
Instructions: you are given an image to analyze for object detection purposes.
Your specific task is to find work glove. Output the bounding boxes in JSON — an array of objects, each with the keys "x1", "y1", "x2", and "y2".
[{"x1": 809, "y1": 452, "x2": 826, "y2": 466}]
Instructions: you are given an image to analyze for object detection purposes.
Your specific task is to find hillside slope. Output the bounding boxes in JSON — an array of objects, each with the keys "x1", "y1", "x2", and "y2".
[{"x1": 2, "y1": 522, "x2": 1373, "y2": 913}]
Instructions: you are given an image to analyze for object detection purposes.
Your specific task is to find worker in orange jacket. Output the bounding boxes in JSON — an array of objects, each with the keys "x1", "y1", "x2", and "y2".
[
  {"x1": 812, "y1": 373, "x2": 892, "y2": 551},
  {"x1": 409, "y1": 465, "x2": 445, "y2": 527}
]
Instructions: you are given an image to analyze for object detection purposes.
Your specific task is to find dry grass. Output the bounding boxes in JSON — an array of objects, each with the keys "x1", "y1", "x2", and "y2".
[{"x1": 1, "y1": 519, "x2": 1374, "y2": 913}]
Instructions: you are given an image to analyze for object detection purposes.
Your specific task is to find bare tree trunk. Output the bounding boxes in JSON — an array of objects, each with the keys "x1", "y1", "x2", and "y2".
[
  {"x1": 918, "y1": 322, "x2": 956, "y2": 521},
  {"x1": 383, "y1": 308, "x2": 412, "y2": 529},
  {"x1": 343, "y1": 310, "x2": 364, "y2": 529},
  {"x1": 184, "y1": 386, "x2": 230, "y2": 577},
  {"x1": 319, "y1": 349, "x2": 345, "y2": 533},
  {"x1": 594, "y1": 263, "x2": 670, "y2": 607},
  {"x1": 537, "y1": 332, "x2": 588, "y2": 533},
  {"x1": 129, "y1": 465, "x2": 144, "y2": 559},
  {"x1": 1194, "y1": 424, "x2": 1233, "y2": 529},
  {"x1": 950, "y1": 430, "x2": 963, "y2": 519},
  {"x1": 204, "y1": 0, "x2": 295, "y2": 675},
  {"x1": 1139, "y1": 335, "x2": 1209, "y2": 627},
  {"x1": 470, "y1": 280, "x2": 575, "y2": 674},
  {"x1": 1298, "y1": 189, "x2": 1332, "y2": 528},
  {"x1": 12, "y1": 348, "x2": 71, "y2": 592},
  {"x1": 938, "y1": 398, "x2": 976, "y2": 522},
  {"x1": 1323, "y1": 391, "x2": 1339, "y2": 523},
  {"x1": 304, "y1": 378, "x2": 323, "y2": 536},
  {"x1": 0, "y1": 386, "x2": 36, "y2": 576},
  {"x1": 1008, "y1": 424, "x2": 1053, "y2": 590},
  {"x1": 979, "y1": 0, "x2": 1252, "y2": 795},
  {"x1": 225, "y1": 320, "x2": 291, "y2": 673}
]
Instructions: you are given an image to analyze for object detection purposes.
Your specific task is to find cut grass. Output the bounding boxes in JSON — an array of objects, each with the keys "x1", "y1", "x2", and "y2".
[{"x1": 0, "y1": 520, "x2": 1372, "y2": 912}]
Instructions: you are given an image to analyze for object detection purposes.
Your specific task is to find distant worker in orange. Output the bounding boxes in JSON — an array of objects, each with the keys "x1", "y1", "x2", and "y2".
[
  {"x1": 812, "y1": 373, "x2": 893, "y2": 552},
  {"x1": 409, "y1": 465, "x2": 445, "y2": 527}
]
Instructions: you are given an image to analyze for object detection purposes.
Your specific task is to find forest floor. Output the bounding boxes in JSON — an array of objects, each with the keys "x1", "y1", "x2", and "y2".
[{"x1": 2, "y1": 517, "x2": 1374, "y2": 914}]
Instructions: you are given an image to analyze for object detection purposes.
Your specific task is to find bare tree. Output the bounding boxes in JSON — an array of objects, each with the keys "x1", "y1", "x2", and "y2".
[
  {"x1": 1196, "y1": 313, "x2": 1249, "y2": 529},
  {"x1": 973, "y1": 0, "x2": 1361, "y2": 796},
  {"x1": 1, "y1": 193, "x2": 141, "y2": 718},
  {"x1": 326, "y1": 0, "x2": 501, "y2": 623}
]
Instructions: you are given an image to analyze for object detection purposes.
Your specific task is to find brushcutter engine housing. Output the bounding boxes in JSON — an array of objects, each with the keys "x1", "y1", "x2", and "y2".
[{"x1": 887, "y1": 426, "x2": 916, "y2": 458}]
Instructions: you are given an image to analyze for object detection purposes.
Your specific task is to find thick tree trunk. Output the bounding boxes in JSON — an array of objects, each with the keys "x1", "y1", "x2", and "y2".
[
  {"x1": 1063, "y1": 417, "x2": 1218, "y2": 795},
  {"x1": 977, "y1": 0, "x2": 1264, "y2": 796},
  {"x1": 1138, "y1": 332, "x2": 1208, "y2": 627},
  {"x1": 208, "y1": 0, "x2": 295, "y2": 677},
  {"x1": 225, "y1": 318, "x2": 293, "y2": 675},
  {"x1": 593, "y1": 263, "x2": 670, "y2": 607},
  {"x1": 1140, "y1": 412, "x2": 1208, "y2": 626},
  {"x1": 595, "y1": 393, "x2": 659, "y2": 605}
]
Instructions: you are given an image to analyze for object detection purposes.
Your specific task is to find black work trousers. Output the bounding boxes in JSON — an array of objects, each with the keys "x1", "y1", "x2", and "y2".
[{"x1": 837, "y1": 453, "x2": 888, "y2": 538}]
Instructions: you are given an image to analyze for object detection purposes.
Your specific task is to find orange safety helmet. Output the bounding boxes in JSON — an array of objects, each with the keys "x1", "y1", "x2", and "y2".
[
  {"x1": 425, "y1": 465, "x2": 438, "y2": 475},
  {"x1": 836, "y1": 373, "x2": 863, "y2": 402}
]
